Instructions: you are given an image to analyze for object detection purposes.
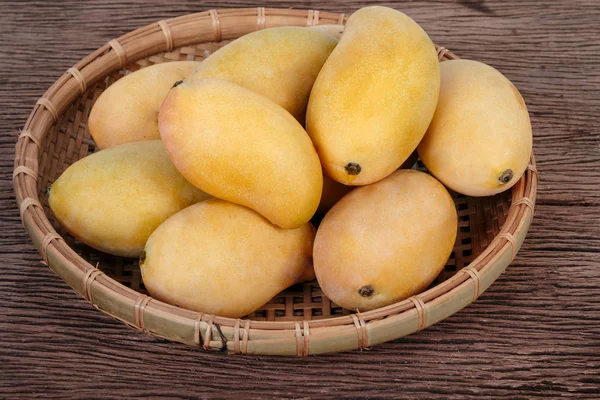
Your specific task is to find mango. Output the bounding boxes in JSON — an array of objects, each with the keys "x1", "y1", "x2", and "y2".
[
  {"x1": 159, "y1": 79, "x2": 323, "y2": 229},
  {"x1": 186, "y1": 27, "x2": 337, "y2": 123},
  {"x1": 140, "y1": 199, "x2": 316, "y2": 318},
  {"x1": 306, "y1": 6, "x2": 440, "y2": 185},
  {"x1": 88, "y1": 61, "x2": 201, "y2": 149},
  {"x1": 49, "y1": 140, "x2": 210, "y2": 257},
  {"x1": 313, "y1": 170, "x2": 457, "y2": 311},
  {"x1": 418, "y1": 59, "x2": 533, "y2": 196}
]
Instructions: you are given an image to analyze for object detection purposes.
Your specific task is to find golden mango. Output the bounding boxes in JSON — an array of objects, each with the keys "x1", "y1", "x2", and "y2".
[
  {"x1": 88, "y1": 61, "x2": 201, "y2": 149},
  {"x1": 186, "y1": 27, "x2": 337, "y2": 123},
  {"x1": 140, "y1": 199, "x2": 315, "y2": 318},
  {"x1": 159, "y1": 79, "x2": 323, "y2": 229},
  {"x1": 418, "y1": 59, "x2": 533, "y2": 196},
  {"x1": 313, "y1": 170, "x2": 457, "y2": 311},
  {"x1": 49, "y1": 140, "x2": 210, "y2": 257},
  {"x1": 306, "y1": 6, "x2": 440, "y2": 185}
]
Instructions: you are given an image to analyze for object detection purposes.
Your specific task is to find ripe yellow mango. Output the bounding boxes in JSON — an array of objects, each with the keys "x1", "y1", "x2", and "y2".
[
  {"x1": 306, "y1": 6, "x2": 440, "y2": 185},
  {"x1": 140, "y1": 199, "x2": 315, "y2": 318},
  {"x1": 313, "y1": 170, "x2": 457, "y2": 311},
  {"x1": 159, "y1": 79, "x2": 323, "y2": 229},
  {"x1": 186, "y1": 27, "x2": 337, "y2": 123},
  {"x1": 49, "y1": 141, "x2": 210, "y2": 257},
  {"x1": 88, "y1": 61, "x2": 201, "y2": 149},
  {"x1": 418, "y1": 59, "x2": 533, "y2": 196}
]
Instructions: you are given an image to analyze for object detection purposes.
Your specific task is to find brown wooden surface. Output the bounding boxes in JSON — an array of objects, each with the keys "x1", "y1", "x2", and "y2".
[{"x1": 1, "y1": 0, "x2": 599, "y2": 398}]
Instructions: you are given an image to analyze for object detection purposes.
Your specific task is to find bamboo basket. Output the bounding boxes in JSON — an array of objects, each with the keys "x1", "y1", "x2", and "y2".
[{"x1": 13, "y1": 7, "x2": 538, "y2": 356}]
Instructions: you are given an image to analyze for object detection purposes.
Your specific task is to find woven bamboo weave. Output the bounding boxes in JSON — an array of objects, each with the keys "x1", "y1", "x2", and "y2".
[{"x1": 13, "y1": 7, "x2": 538, "y2": 356}]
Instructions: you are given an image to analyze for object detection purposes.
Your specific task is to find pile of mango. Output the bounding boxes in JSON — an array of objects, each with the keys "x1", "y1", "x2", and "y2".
[{"x1": 49, "y1": 6, "x2": 532, "y2": 317}]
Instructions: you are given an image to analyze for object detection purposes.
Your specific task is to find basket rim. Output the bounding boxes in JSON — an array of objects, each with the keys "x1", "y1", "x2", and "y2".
[{"x1": 13, "y1": 7, "x2": 538, "y2": 356}]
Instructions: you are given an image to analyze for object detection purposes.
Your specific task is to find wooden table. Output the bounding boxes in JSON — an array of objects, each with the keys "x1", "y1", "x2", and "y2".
[{"x1": 1, "y1": 0, "x2": 598, "y2": 398}]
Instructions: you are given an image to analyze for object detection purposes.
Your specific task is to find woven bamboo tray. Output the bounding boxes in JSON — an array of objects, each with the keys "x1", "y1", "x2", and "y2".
[{"x1": 13, "y1": 7, "x2": 538, "y2": 356}]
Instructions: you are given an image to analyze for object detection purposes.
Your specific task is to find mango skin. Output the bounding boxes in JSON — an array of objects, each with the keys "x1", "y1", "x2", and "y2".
[
  {"x1": 186, "y1": 27, "x2": 337, "y2": 123},
  {"x1": 88, "y1": 61, "x2": 201, "y2": 149},
  {"x1": 418, "y1": 59, "x2": 533, "y2": 196},
  {"x1": 140, "y1": 199, "x2": 316, "y2": 318},
  {"x1": 313, "y1": 170, "x2": 457, "y2": 311},
  {"x1": 306, "y1": 6, "x2": 440, "y2": 186},
  {"x1": 316, "y1": 151, "x2": 418, "y2": 216},
  {"x1": 317, "y1": 175, "x2": 353, "y2": 216},
  {"x1": 48, "y1": 141, "x2": 210, "y2": 257},
  {"x1": 307, "y1": 24, "x2": 344, "y2": 40},
  {"x1": 159, "y1": 79, "x2": 323, "y2": 229}
]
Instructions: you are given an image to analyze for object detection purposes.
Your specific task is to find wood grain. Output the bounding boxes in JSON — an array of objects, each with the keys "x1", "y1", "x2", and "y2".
[{"x1": 1, "y1": 0, "x2": 599, "y2": 398}]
